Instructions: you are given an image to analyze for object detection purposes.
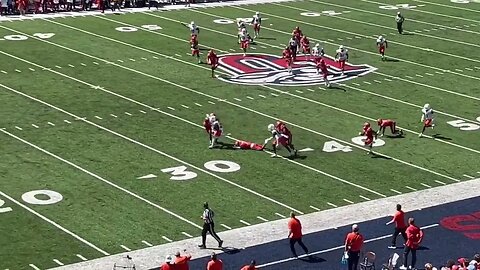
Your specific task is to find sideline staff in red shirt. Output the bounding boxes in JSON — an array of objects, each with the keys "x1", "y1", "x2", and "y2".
[
  {"x1": 401, "y1": 218, "x2": 424, "y2": 270},
  {"x1": 288, "y1": 212, "x2": 309, "y2": 258},
  {"x1": 386, "y1": 204, "x2": 407, "y2": 248},
  {"x1": 345, "y1": 224, "x2": 364, "y2": 270}
]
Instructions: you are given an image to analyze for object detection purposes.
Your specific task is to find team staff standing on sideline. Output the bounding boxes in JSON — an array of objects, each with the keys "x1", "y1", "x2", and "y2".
[
  {"x1": 386, "y1": 204, "x2": 407, "y2": 249},
  {"x1": 174, "y1": 250, "x2": 192, "y2": 270},
  {"x1": 345, "y1": 224, "x2": 364, "y2": 270},
  {"x1": 240, "y1": 260, "x2": 258, "y2": 270},
  {"x1": 396, "y1": 11, "x2": 405, "y2": 34},
  {"x1": 207, "y1": 252, "x2": 223, "y2": 270},
  {"x1": 288, "y1": 212, "x2": 309, "y2": 258},
  {"x1": 401, "y1": 218, "x2": 424, "y2": 270},
  {"x1": 199, "y1": 202, "x2": 223, "y2": 249}
]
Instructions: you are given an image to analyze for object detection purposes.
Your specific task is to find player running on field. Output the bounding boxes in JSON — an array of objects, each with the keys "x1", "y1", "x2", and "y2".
[
  {"x1": 251, "y1": 12, "x2": 262, "y2": 39},
  {"x1": 335, "y1": 45, "x2": 349, "y2": 75},
  {"x1": 239, "y1": 28, "x2": 250, "y2": 57},
  {"x1": 209, "y1": 114, "x2": 223, "y2": 149},
  {"x1": 184, "y1": 21, "x2": 199, "y2": 37},
  {"x1": 267, "y1": 123, "x2": 297, "y2": 158},
  {"x1": 419, "y1": 103, "x2": 435, "y2": 137},
  {"x1": 276, "y1": 121, "x2": 295, "y2": 150},
  {"x1": 207, "y1": 49, "x2": 219, "y2": 78},
  {"x1": 312, "y1": 43, "x2": 325, "y2": 61},
  {"x1": 282, "y1": 47, "x2": 293, "y2": 74},
  {"x1": 292, "y1": 26, "x2": 303, "y2": 50},
  {"x1": 377, "y1": 118, "x2": 403, "y2": 137},
  {"x1": 376, "y1": 35, "x2": 388, "y2": 61},
  {"x1": 300, "y1": 35, "x2": 311, "y2": 55},
  {"x1": 288, "y1": 35, "x2": 298, "y2": 61},
  {"x1": 315, "y1": 58, "x2": 330, "y2": 88},
  {"x1": 359, "y1": 122, "x2": 377, "y2": 154},
  {"x1": 190, "y1": 35, "x2": 200, "y2": 64}
]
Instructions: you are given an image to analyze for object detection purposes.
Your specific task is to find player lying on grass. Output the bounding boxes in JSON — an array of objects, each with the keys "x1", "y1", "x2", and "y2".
[
  {"x1": 266, "y1": 122, "x2": 297, "y2": 158},
  {"x1": 419, "y1": 103, "x2": 435, "y2": 137},
  {"x1": 359, "y1": 122, "x2": 377, "y2": 154},
  {"x1": 233, "y1": 139, "x2": 268, "y2": 151},
  {"x1": 377, "y1": 118, "x2": 403, "y2": 137}
]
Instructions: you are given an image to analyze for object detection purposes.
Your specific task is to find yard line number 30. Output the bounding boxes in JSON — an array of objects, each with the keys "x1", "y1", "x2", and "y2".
[{"x1": 161, "y1": 160, "x2": 241, "y2": 181}]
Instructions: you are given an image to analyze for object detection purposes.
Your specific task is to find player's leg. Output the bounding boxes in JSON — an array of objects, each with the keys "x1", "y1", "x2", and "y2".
[{"x1": 271, "y1": 142, "x2": 277, "y2": 157}]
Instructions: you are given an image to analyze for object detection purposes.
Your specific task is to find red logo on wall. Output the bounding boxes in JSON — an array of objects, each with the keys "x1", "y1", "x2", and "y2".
[{"x1": 440, "y1": 211, "x2": 480, "y2": 240}]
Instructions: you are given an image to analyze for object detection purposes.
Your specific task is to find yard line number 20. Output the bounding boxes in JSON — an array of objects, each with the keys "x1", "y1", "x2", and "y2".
[{"x1": 0, "y1": 190, "x2": 63, "y2": 214}]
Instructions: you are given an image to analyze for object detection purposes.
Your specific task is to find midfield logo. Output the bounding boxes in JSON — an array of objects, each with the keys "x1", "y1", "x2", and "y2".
[{"x1": 216, "y1": 53, "x2": 376, "y2": 87}]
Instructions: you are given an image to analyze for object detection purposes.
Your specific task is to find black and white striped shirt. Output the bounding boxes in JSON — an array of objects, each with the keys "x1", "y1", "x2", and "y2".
[{"x1": 203, "y1": 208, "x2": 215, "y2": 224}]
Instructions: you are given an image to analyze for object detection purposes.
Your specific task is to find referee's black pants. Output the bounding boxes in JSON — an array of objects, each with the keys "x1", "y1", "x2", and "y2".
[
  {"x1": 397, "y1": 22, "x2": 403, "y2": 34},
  {"x1": 289, "y1": 237, "x2": 308, "y2": 257},
  {"x1": 201, "y1": 222, "x2": 222, "y2": 246}
]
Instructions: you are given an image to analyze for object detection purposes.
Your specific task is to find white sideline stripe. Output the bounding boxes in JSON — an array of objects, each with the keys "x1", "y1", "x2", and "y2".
[
  {"x1": 129, "y1": 58, "x2": 136, "y2": 62},
  {"x1": 435, "y1": 71, "x2": 444, "y2": 74},
  {"x1": 124, "y1": 112, "x2": 132, "y2": 116},
  {"x1": 120, "y1": 245, "x2": 131, "y2": 251},
  {"x1": 181, "y1": 104, "x2": 189, "y2": 108},
  {"x1": 343, "y1": 199, "x2": 354, "y2": 204},
  {"x1": 142, "y1": 240, "x2": 154, "y2": 247},
  {"x1": 240, "y1": 220, "x2": 251, "y2": 226},
  {"x1": 390, "y1": 189, "x2": 402, "y2": 195},
  {"x1": 162, "y1": 236, "x2": 173, "y2": 242},
  {"x1": 48, "y1": 122, "x2": 55, "y2": 126},
  {"x1": 31, "y1": 124, "x2": 39, "y2": 128},
  {"x1": 455, "y1": 69, "x2": 464, "y2": 72},
  {"x1": 309, "y1": 205, "x2": 320, "y2": 211},
  {"x1": 0, "y1": 128, "x2": 202, "y2": 229},
  {"x1": 181, "y1": 232, "x2": 193, "y2": 238},
  {"x1": 220, "y1": 224, "x2": 232, "y2": 230},
  {"x1": 257, "y1": 224, "x2": 440, "y2": 268},
  {"x1": 167, "y1": 107, "x2": 175, "y2": 110},
  {"x1": 76, "y1": 254, "x2": 88, "y2": 261},
  {"x1": 327, "y1": 202, "x2": 338, "y2": 208},
  {"x1": 94, "y1": 116, "x2": 102, "y2": 120},
  {"x1": 194, "y1": 103, "x2": 203, "y2": 106},
  {"x1": 464, "y1": 174, "x2": 475, "y2": 179},
  {"x1": 257, "y1": 216, "x2": 269, "y2": 222},
  {"x1": 0, "y1": 26, "x2": 457, "y2": 194},
  {"x1": 15, "y1": 126, "x2": 22, "y2": 130},
  {"x1": 53, "y1": 259, "x2": 65, "y2": 266},
  {"x1": 0, "y1": 190, "x2": 110, "y2": 256},
  {"x1": 7, "y1": 73, "x2": 307, "y2": 218},
  {"x1": 435, "y1": 180, "x2": 446, "y2": 185},
  {"x1": 275, "y1": 213, "x2": 286, "y2": 218},
  {"x1": 359, "y1": 195, "x2": 371, "y2": 201},
  {"x1": 420, "y1": 183, "x2": 432, "y2": 188},
  {"x1": 29, "y1": 264, "x2": 40, "y2": 270}
]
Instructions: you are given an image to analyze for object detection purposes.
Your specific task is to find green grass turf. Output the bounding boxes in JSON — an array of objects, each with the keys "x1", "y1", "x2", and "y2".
[{"x1": 0, "y1": 0, "x2": 479, "y2": 268}]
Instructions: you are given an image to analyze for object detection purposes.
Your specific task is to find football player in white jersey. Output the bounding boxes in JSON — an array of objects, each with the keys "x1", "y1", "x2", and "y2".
[
  {"x1": 251, "y1": 12, "x2": 262, "y2": 38},
  {"x1": 209, "y1": 114, "x2": 224, "y2": 149},
  {"x1": 288, "y1": 36, "x2": 298, "y2": 60},
  {"x1": 266, "y1": 124, "x2": 296, "y2": 158},
  {"x1": 239, "y1": 28, "x2": 250, "y2": 56},
  {"x1": 419, "y1": 103, "x2": 435, "y2": 137},
  {"x1": 312, "y1": 43, "x2": 325, "y2": 61},
  {"x1": 184, "y1": 21, "x2": 199, "y2": 37},
  {"x1": 335, "y1": 45, "x2": 349, "y2": 75},
  {"x1": 376, "y1": 35, "x2": 388, "y2": 60}
]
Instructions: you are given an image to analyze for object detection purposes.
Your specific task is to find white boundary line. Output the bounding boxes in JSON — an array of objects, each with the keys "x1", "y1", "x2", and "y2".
[
  {"x1": 0, "y1": 190, "x2": 110, "y2": 256},
  {"x1": 0, "y1": 84, "x2": 304, "y2": 214}
]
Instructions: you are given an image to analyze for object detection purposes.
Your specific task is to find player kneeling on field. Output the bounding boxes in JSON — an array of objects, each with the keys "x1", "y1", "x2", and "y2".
[{"x1": 377, "y1": 118, "x2": 403, "y2": 137}]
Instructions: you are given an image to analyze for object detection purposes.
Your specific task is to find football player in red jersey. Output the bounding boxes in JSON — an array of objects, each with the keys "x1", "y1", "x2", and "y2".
[
  {"x1": 292, "y1": 26, "x2": 303, "y2": 50},
  {"x1": 234, "y1": 139, "x2": 267, "y2": 151},
  {"x1": 203, "y1": 113, "x2": 214, "y2": 145},
  {"x1": 275, "y1": 120, "x2": 294, "y2": 147},
  {"x1": 315, "y1": 58, "x2": 330, "y2": 88},
  {"x1": 190, "y1": 35, "x2": 200, "y2": 64},
  {"x1": 282, "y1": 47, "x2": 293, "y2": 74},
  {"x1": 207, "y1": 49, "x2": 219, "y2": 78},
  {"x1": 359, "y1": 122, "x2": 377, "y2": 154},
  {"x1": 267, "y1": 123, "x2": 297, "y2": 158},
  {"x1": 377, "y1": 118, "x2": 403, "y2": 137},
  {"x1": 300, "y1": 35, "x2": 311, "y2": 55},
  {"x1": 376, "y1": 35, "x2": 388, "y2": 61}
]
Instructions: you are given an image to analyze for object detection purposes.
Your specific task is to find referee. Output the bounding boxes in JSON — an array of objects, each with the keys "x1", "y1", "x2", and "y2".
[
  {"x1": 395, "y1": 11, "x2": 405, "y2": 34},
  {"x1": 198, "y1": 202, "x2": 223, "y2": 249}
]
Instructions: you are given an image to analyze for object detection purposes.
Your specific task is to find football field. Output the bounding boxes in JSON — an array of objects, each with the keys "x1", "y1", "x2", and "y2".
[{"x1": 0, "y1": 0, "x2": 479, "y2": 269}]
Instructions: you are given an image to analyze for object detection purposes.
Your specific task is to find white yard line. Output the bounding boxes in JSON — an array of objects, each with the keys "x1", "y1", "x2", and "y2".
[
  {"x1": 275, "y1": 213, "x2": 286, "y2": 218},
  {"x1": 257, "y1": 216, "x2": 269, "y2": 222},
  {"x1": 110, "y1": 114, "x2": 118, "y2": 118},
  {"x1": 162, "y1": 236, "x2": 173, "y2": 242},
  {"x1": 29, "y1": 264, "x2": 40, "y2": 270},
  {"x1": 142, "y1": 240, "x2": 154, "y2": 247},
  {"x1": 420, "y1": 183, "x2": 432, "y2": 188},
  {"x1": 120, "y1": 245, "x2": 131, "y2": 251},
  {"x1": 48, "y1": 122, "x2": 56, "y2": 126},
  {"x1": 181, "y1": 232, "x2": 193, "y2": 238},
  {"x1": 327, "y1": 202, "x2": 338, "y2": 208},
  {"x1": 0, "y1": 190, "x2": 110, "y2": 256},
  {"x1": 309, "y1": 205, "x2": 320, "y2": 211},
  {"x1": 76, "y1": 254, "x2": 88, "y2": 261},
  {"x1": 405, "y1": 186, "x2": 418, "y2": 191},
  {"x1": 64, "y1": 120, "x2": 71, "y2": 124},
  {"x1": 233, "y1": 98, "x2": 242, "y2": 102},
  {"x1": 359, "y1": 195, "x2": 371, "y2": 201},
  {"x1": 31, "y1": 124, "x2": 39, "y2": 128},
  {"x1": 94, "y1": 116, "x2": 102, "y2": 120},
  {"x1": 220, "y1": 224, "x2": 232, "y2": 230},
  {"x1": 240, "y1": 220, "x2": 251, "y2": 226},
  {"x1": 15, "y1": 126, "x2": 22, "y2": 130},
  {"x1": 464, "y1": 174, "x2": 475, "y2": 179},
  {"x1": 194, "y1": 103, "x2": 203, "y2": 107},
  {"x1": 53, "y1": 259, "x2": 65, "y2": 266},
  {"x1": 124, "y1": 112, "x2": 132, "y2": 116},
  {"x1": 180, "y1": 104, "x2": 190, "y2": 109},
  {"x1": 390, "y1": 189, "x2": 402, "y2": 195},
  {"x1": 434, "y1": 180, "x2": 446, "y2": 185},
  {"x1": 343, "y1": 199, "x2": 354, "y2": 204}
]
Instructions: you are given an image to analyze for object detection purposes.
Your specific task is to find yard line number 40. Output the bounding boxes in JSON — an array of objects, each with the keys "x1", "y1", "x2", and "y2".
[{"x1": 0, "y1": 190, "x2": 63, "y2": 214}]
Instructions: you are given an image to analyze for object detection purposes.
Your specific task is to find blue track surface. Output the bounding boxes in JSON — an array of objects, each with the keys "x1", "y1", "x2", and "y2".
[{"x1": 152, "y1": 197, "x2": 480, "y2": 270}]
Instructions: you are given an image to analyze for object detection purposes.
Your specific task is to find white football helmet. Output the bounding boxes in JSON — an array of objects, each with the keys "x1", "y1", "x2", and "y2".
[
  {"x1": 378, "y1": 35, "x2": 383, "y2": 40},
  {"x1": 256, "y1": 11, "x2": 259, "y2": 16},
  {"x1": 423, "y1": 103, "x2": 431, "y2": 110},
  {"x1": 267, "y1": 124, "x2": 275, "y2": 132},
  {"x1": 339, "y1": 45, "x2": 344, "y2": 50}
]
